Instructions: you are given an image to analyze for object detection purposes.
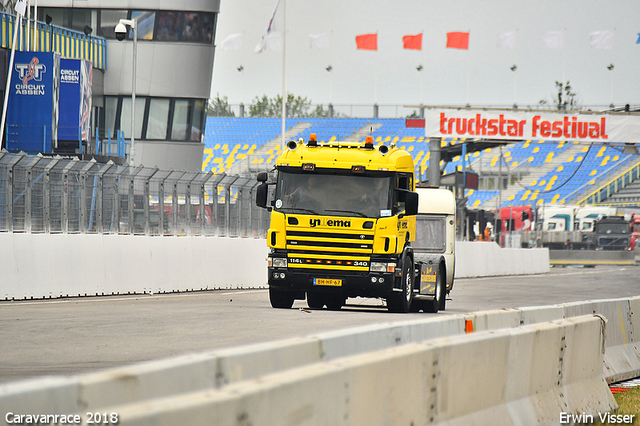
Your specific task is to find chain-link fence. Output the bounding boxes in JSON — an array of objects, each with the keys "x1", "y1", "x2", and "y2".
[{"x1": 0, "y1": 151, "x2": 271, "y2": 237}]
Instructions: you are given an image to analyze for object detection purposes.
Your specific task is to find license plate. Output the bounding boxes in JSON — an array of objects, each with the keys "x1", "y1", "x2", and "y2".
[
  {"x1": 422, "y1": 274, "x2": 436, "y2": 283},
  {"x1": 314, "y1": 278, "x2": 342, "y2": 287}
]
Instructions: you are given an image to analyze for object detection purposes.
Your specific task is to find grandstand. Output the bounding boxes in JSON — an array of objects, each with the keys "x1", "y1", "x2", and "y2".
[{"x1": 202, "y1": 117, "x2": 640, "y2": 209}]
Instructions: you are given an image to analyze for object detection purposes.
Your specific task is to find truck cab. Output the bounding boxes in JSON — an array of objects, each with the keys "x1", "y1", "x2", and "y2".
[{"x1": 256, "y1": 135, "x2": 448, "y2": 313}]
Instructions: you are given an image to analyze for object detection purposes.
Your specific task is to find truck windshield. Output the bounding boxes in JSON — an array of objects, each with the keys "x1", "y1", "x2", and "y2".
[{"x1": 274, "y1": 172, "x2": 392, "y2": 218}]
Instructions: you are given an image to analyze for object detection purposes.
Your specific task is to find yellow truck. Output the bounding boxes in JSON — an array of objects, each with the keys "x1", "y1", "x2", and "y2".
[{"x1": 256, "y1": 134, "x2": 455, "y2": 313}]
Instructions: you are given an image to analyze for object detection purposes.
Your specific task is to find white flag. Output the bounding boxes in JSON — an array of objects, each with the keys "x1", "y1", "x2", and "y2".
[
  {"x1": 543, "y1": 31, "x2": 564, "y2": 49},
  {"x1": 15, "y1": 0, "x2": 27, "y2": 16},
  {"x1": 497, "y1": 31, "x2": 516, "y2": 49},
  {"x1": 220, "y1": 33, "x2": 243, "y2": 51},
  {"x1": 589, "y1": 31, "x2": 614, "y2": 49},
  {"x1": 310, "y1": 33, "x2": 330, "y2": 50},
  {"x1": 255, "y1": 0, "x2": 283, "y2": 53},
  {"x1": 266, "y1": 33, "x2": 283, "y2": 51}
]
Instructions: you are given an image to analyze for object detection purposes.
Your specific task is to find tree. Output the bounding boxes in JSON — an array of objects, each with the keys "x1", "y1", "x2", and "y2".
[
  {"x1": 248, "y1": 93, "x2": 337, "y2": 118},
  {"x1": 539, "y1": 81, "x2": 579, "y2": 111},
  {"x1": 208, "y1": 94, "x2": 235, "y2": 117}
]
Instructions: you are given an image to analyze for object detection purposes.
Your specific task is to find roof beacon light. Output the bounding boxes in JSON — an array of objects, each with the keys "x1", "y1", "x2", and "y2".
[
  {"x1": 308, "y1": 133, "x2": 318, "y2": 147},
  {"x1": 364, "y1": 136, "x2": 374, "y2": 149}
]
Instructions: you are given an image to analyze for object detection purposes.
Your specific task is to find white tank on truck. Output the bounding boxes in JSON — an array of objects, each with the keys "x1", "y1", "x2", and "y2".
[{"x1": 411, "y1": 185, "x2": 456, "y2": 312}]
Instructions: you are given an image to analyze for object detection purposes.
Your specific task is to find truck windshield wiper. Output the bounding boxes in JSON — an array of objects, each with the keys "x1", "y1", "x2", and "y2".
[
  {"x1": 279, "y1": 207, "x2": 320, "y2": 215},
  {"x1": 324, "y1": 209, "x2": 368, "y2": 217}
]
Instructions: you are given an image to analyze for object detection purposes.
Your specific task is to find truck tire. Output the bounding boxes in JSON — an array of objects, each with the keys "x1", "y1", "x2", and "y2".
[
  {"x1": 269, "y1": 288, "x2": 294, "y2": 309},
  {"x1": 423, "y1": 263, "x2": 444, "y2": 314},
  {"x1": 438, "y1": 263, "x2": 447, "y2": 311},
  {"x1": 307, "y1": 292, "x2": 325, "y2": 309},
  {"x1": 387, "y1": 254, "x2": 413, "y2": 313}
]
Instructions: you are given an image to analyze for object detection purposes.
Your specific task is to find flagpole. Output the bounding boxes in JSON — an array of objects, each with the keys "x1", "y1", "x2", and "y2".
[
  {"x1": 375, "y1": 34, "x2": 379, "y2": 106},
  {"x1": 26, "y1": 0, "x2": 30, "y2": 51},
  {"x1": 281, "y1": 0, "x2": 286, "y2": 151},
  {"x1": 1, "y1": 13, "x2": 23, "y2": 150},
  {"x1": 562, "y1": 28, "x2": 567, "y2": 107},
  {"x1": 610, "y1": 27, "x2": 616, "y2": 107},
  {"x1": 34, "y1": 0, "x2": 38, "y2": 51},
  {"x1": 514, "y1": 29, "x2": 518, "y2": 107}
]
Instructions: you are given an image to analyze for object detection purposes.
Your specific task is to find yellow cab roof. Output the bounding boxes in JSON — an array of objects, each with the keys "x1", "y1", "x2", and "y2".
[{"x1": 276, "y1": 141, "x2": 414, "y2": 173}]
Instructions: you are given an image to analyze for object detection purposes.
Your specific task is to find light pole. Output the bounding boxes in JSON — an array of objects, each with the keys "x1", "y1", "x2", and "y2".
[{"x1": 115, "y1": 18, "x2": 137, "y2": 166}]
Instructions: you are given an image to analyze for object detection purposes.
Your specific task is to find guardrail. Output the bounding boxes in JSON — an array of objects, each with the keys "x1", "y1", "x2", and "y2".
[
  {"x1": 5, "y1": 296, "x2": 639, "y2": 425},
  {"x1": 578, "y1": 161, "x2": 640, "y2": 205},
  {"x1": 1, "y1": 11, "x2": 107, "y2": 70},
  {"x1": 0, "y1": 151, "x2": 269, "y2": 237}
]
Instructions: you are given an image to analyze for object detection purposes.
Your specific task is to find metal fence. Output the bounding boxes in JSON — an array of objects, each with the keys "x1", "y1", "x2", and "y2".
[{"x1": 0, "y1": 151, "x2": 271, "y2": 237}]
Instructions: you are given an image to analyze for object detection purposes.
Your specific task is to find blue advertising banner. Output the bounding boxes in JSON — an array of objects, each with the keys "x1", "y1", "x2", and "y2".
[
  {"x1": 59, "y1": 58, "x2": 92, "y2": 142},
  {"x1": 6, "y1": 52, "x2": 60, "y2": 154}
]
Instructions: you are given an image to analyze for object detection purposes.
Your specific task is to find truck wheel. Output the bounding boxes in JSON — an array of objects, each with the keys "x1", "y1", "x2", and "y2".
[
  {"x1": 387, "y1": 255, "x2": 413, "y2": 313},
  {"x1": 424, "y1": 265, "x2": 442, "y2": 314},
  {"x1": 307, "y1": 292, "x2": 325, "y2": 309},
  {"x1": 438, "y1": 264, "x2": 446, "y2": 311},
  {"x1": 269, "y1": 288, "x2": 294, "y2": 309}
]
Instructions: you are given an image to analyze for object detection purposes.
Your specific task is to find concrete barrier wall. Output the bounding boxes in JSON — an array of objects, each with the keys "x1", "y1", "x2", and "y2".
[
  {"x1": 2, "y1": 316, "x2": 610, "y2": 426},
  {"x1": 0, "y1": 233, "x2": 269, "y2": 300},
  {"x1": 4, "y1": 298, "x2": 636, "y2": 425},
  {"x1": 455, "y1": 241, "x2": 550, "y2": 278},
  {"x1": 0, "y1": 235, "x2": 549, "y2": 300}
]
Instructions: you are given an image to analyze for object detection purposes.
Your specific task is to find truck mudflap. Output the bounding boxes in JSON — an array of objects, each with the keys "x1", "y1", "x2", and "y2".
[{"x1": 413, "y1": 253, "x2": 444, "y2": 296}]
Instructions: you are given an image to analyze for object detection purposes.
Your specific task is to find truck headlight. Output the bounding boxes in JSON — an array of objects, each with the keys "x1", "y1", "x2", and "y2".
[
  {"x1": 370, "y1": 262, "x2": 395, "y2": 273},
  {"x1": 370, "y1": 262, "x2": 386, "y2": 272},
  {"x1": 272, "y1": 258, "x2": 288, "y2": 268}
]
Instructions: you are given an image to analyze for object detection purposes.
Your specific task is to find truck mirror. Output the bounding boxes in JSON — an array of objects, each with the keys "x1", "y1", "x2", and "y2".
[
  {"x1": 257, "y1": 172, "x2": 268, "y2": 182},
  {"x1": 405, "y1": 191, "x2": 418, "y2": 216},
  {"x1": 256, "y1": 183, "x2": 269, "y2": 209}
]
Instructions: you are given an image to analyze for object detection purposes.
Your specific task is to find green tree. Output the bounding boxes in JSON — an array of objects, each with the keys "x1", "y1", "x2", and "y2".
[
  {"x1": 539, "y1": 81, "x2": 578, "y2": 111},
  {"x1": 248, "y1": 93, "x2": 338, "y2": 118},
  {"x1": 208, "y1": 94, "x2": 235, "y2": 117}
]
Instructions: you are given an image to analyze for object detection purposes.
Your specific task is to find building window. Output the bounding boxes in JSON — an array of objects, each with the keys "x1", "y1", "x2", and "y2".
[
  {"x1": 104, "y1": 96, "x2": 205, "y2": 142},
  {"x1": 171, "y1": 100, "x2": 191, "y2": 140},
  {"x1": 191, "y1": 100, "x2": 205, "y2": 141},
  {"x1": 147, "y1": 99, "x2": 170, "y2": 140},
  {"x1": 40, "y1": 8, "x2": 214, "y2": 44},
  {"x1": 131, "y1": 11, "x2": 156, "y2": 40},
  {"x1": 120, "y1": 97, "x2": 146, "y2": 140},
  {"x1": 99, "y1": 10, "x2": 128, "y2": 39}
]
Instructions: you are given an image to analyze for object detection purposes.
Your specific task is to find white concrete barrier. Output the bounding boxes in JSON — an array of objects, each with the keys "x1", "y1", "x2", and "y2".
[
  {"x1": 0, "y1": 233, "x2": 269, "y2": 300},
  {"x1": 73, "y1": 316, "x2": 615, "y2": 426},
  {"x1": 0, "y1": 235, "x2": 550, "y2": 300},
  {"x1": 455, "y1": 241, "x2": 550, "y2": 278}
]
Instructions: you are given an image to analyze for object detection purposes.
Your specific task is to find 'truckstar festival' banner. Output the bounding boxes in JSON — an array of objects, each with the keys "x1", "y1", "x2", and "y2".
[{"x1": 425, "y1": 110, "x2": 640, "y2": 143}]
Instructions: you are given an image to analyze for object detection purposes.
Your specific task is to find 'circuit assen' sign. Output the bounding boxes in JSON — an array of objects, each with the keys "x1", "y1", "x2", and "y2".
[{"x1": 425, "y1": 110, "x2": 640, "y2": 143}]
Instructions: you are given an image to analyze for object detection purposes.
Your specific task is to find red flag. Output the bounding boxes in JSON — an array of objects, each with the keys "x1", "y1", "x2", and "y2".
[
  {"x1": 403, "y1": 33, "x2": 422, "y2": 50},
  {"x1": 446, "y1": 32, "x2": 470, "y2": 50},
  {"x1": 356, "y1": 33, "x2": 377, "y2": 50}
]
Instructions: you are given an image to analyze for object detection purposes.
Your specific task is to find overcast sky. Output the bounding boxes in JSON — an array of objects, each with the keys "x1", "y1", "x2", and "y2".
[{"x1": 210, "y1": 0, "x2": 640, "y2": 111}]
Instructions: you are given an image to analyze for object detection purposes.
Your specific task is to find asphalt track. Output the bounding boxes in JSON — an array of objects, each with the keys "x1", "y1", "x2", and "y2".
[{"x1": 0, "y1": 265, "x2": 638, "y2": 384}]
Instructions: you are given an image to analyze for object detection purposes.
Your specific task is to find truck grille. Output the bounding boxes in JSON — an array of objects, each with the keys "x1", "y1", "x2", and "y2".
[
  {"x1": 286, "y1": 230, "x2": 373, "y2": 271},
  {"x1": 598, "y1": 237, "x2": 630, "y2": 250}
]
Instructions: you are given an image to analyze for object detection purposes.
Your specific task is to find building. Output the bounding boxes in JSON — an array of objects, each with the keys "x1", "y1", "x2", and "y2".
[{"x1": 36, "y1": 0, "x2": 219, "y2": 172}]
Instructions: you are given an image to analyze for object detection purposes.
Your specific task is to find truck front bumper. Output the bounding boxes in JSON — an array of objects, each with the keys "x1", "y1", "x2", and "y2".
[{"x1": 268, "y1": 267, "x2": 397, "y2": 298}]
